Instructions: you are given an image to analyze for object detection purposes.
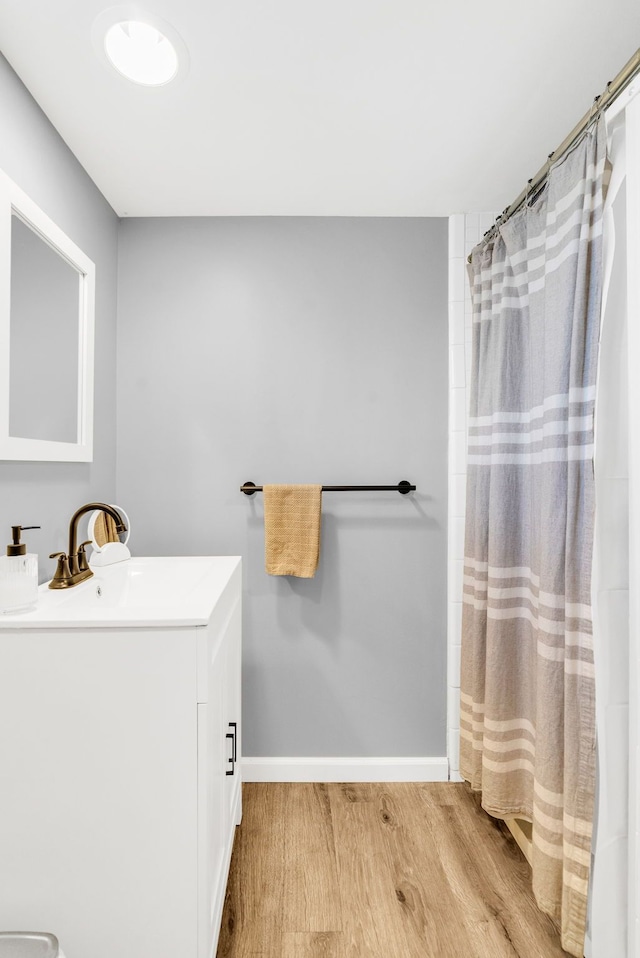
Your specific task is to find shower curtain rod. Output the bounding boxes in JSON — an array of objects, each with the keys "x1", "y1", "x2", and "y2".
[{"x1": 468, "y1": 46, "x2": 640, "y2": 262}]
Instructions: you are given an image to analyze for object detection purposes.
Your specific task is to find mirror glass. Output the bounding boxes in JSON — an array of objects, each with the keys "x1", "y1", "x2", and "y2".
[
  {"x1": 91, "y1": 508, "x2": 130, "y2": 547},
  {"x1": 9, "y1": 214, "x2": 81, "y2": 443},
  {"x1": 88, "y1": 505, "x2": 131, "y2": 568},
  {"x1": 0, "y1": 168, "x2": 95, "y2": 462}
]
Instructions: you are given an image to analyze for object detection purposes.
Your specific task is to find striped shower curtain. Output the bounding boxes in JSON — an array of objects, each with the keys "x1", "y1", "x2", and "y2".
[{"x1": 460, "y1": 117, "x2": 609, "y2": 956}]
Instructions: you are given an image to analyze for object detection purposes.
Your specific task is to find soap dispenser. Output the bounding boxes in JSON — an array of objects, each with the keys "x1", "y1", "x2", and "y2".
[{"x1": 0, "y1": 525, "x2": 40, "y2": 613}]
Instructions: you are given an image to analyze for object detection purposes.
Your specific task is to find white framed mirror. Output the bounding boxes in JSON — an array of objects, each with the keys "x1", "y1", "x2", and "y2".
[{"x1": 0, "y1": 168, "x2": 95, "y2": 461}]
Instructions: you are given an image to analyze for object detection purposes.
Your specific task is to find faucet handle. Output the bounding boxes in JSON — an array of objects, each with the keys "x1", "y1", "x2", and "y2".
[
  {"x1": 77, "y1": 541, "x2": 92, "y2": 573},
  {"x1": 49, "y1": 552, "x2": 71, "y2": 588}
]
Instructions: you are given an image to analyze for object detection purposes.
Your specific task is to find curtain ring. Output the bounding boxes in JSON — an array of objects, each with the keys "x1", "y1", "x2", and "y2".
[
  {"x1": 525, "y1": 178, "x2": 534, "y2": 209},
  {"x1": 587, "y1": 94, "x2": 601, "y2": 134}
]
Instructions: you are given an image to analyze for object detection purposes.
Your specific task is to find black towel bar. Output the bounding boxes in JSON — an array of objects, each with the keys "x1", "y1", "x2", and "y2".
[{"x1": 240, "y1": 480, "x2": 415, "y2": 496}]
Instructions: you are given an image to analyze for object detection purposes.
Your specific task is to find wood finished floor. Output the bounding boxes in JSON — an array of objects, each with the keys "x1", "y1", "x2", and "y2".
[{"x1": 216, "y1": 783, "x2": 570, "y2": 958}]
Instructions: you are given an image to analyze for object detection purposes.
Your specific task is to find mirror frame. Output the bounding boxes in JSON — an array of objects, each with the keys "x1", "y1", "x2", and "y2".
[{"x1": 0, "y1": 168, "x2": 95, "y2": 462}]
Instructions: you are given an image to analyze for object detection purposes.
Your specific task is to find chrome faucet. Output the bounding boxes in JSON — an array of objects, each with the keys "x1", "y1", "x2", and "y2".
[{"x1": 49, "y1": 502, "x2": 127, "y2": 589}]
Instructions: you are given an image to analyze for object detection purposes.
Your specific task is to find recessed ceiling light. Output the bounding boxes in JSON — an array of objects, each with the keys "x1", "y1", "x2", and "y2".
[
  {"x1": 104, "y1": 20, "x2": 178, "y2": 86},
  {"x1": 92, "y1": 7, "x2": 189, "y2": 88}
]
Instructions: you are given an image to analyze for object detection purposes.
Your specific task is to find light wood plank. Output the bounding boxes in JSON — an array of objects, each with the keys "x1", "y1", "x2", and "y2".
[
  {"x1": 334, "y1": 782, "x2": 374, "y2": 804},
  {"x1": 328, "y1": 785, "x2": 412, "y2": 958},
  {"x1": 422, "y1": 802, "x2": 524, "y2": 958},
  {"x1": 370, "y1": 783, "x2": 488, "y2": 957},
  {"x1": 282, "y1": 783, "x2": 342, "y2": 932},
  {"x1": 217, "y1": 783, "x2": 286, "y2": 958},
  {"x1": 282, "y1": 932, "x2": 341, "y2": 958}
]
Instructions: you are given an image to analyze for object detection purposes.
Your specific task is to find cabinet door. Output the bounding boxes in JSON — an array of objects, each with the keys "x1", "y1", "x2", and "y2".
[
  {"x1": 197, "y1": 649, "x2": 225, "y2": 958},
  {"x1": 222, "y1": 597, "x2": 242, "y2": 830},
  {"x1": 0, "y1": 628, "x2": 199, "y2": 958},
  {"x1": 197, "y1": 576, "x2": 242, "y2": 958}
]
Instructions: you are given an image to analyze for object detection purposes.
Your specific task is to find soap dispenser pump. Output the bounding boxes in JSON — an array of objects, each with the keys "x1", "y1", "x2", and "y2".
[{"x1": 0, "y1": 525, "x2": 40, "y2": 613}]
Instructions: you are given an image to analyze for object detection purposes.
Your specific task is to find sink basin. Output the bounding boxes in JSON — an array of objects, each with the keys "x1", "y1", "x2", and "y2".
[
  {"x1": 0, "y1": 556, "x2": 241, "y2": 628},
  {"x1": 58, "y1": 557, "x2": 209, "y2": 608}
]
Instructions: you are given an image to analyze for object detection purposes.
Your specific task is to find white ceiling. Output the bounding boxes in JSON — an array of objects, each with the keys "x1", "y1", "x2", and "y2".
[{"x1": 1, "y1": 0, "x2": 639, "y2": 218}]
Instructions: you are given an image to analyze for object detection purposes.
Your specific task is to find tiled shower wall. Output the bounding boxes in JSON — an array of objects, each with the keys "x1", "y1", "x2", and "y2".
[{"x1": 447, "y1": 212, "x2": 496, "y2": 780}]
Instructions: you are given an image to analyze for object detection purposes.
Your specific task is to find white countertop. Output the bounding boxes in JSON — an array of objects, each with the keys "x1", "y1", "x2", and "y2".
[{"x1": 0, "y1": 555, "x2": 241, "y2": 629}]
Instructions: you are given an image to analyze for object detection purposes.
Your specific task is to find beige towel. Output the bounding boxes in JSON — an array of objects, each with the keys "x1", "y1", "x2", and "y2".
[{"x1": 263, "y1": 484, "x2": 322, "y2": 578}]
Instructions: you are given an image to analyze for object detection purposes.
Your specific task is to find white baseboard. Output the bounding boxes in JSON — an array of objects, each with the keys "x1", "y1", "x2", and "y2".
[{"x1": 241, "y1": 756, "x2": 449, "y2": 783}]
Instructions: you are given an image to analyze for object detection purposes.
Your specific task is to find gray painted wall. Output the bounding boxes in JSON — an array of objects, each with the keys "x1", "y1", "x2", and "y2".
[
  {"x1": 2, "y1": 51, "x2": 448, "y2": 760},
  {"x1": 0, "y1": 55, "x2": 119, "y2": 579},
  {"x1": 117, "y1": 216, "x2": 448, "y2": 757}
]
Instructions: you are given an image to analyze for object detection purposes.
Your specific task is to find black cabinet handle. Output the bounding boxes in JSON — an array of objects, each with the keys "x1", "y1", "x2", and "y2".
[
  {"x1": 229, "y1": 722, "x2": 237, "y2": 763},
  {"x1": 226, "y1": 722, "x2": 238, "y2": 776}
]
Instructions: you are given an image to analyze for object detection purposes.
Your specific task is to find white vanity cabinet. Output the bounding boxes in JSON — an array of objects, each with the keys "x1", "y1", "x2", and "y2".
[{"x1": 0, "y1": 556, "x2": 242, "y2": 958}]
